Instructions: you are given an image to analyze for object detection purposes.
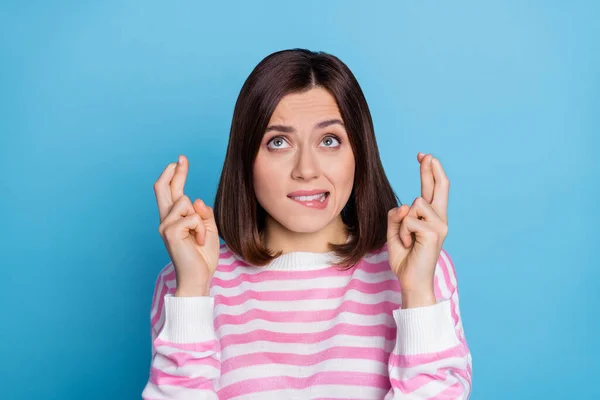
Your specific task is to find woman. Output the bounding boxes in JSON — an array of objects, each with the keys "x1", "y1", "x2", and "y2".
[{"x1": 143, "y1": 49, "x2": 472, "y2": 399}]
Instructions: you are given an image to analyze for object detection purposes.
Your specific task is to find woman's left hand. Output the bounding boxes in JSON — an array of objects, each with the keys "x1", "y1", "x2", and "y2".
[{"x1": 387, "y1": 153, "x2": 450, "y2": 306}]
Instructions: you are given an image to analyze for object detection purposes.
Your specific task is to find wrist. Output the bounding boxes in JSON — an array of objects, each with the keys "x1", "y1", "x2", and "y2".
[
  {"x1": 401, "y1": 289, "x2": 436, "y2": 309},
  {"x1": 175, "y1": 272, "x2": 212, "y2": 297},
  {"x1": 175, "y1": 283, "x2": 211, "y2": 297}
]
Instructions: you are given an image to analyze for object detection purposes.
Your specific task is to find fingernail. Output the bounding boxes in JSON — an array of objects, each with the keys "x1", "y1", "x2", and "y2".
[{"x1": 178, "y1": 155, "x2": 183, "y2": 164}]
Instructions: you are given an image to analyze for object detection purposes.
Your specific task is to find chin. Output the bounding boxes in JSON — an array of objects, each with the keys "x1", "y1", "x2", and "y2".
[{"x1": 278, "y1": 214, "x2": 333, "y2": 234}]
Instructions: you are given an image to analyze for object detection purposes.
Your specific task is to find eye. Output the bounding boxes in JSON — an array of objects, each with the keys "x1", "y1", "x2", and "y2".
[
  {"x1": 320, "y1": 135, "x2": 341, "y2": 148},
  {"x1": 267, "y1": 136, "x2": 290, "y2": 149}
]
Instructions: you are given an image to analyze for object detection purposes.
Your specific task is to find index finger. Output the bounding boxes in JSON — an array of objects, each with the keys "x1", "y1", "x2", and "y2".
[
  {"x1": 418, "y1": 153, "x2": 435, "y2": 203},
  {"x1": 154, "y1": 162, "x2": 177, "y2": 222},
  {"x1": 171, "y1": 155, "x2": 189, "y2": 202},
  {"x1": 431, "y1": 157, "x2": 449, "y2": 224}
]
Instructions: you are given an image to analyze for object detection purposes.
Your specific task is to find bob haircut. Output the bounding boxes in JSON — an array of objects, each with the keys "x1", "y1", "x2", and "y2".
[{"x1": 214, "y1": 48, "x2": 400, "y2": 270}]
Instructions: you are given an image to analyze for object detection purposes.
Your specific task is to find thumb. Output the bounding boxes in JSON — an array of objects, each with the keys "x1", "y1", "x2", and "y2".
[
  {"x1": 387, "y1": 205, "x2": 410, "y2": 247},
  {"x1": 193, "y1": 199, "x2": 218, "y2": 233}
]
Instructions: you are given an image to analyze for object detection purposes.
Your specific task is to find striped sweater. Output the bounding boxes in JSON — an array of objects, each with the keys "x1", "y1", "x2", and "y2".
[{"x1": 142, "y1": 244, "x2": 472, "y2": 399}]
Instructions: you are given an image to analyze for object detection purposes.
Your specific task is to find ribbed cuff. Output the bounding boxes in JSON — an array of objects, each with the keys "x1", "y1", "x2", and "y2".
[
  {"x1": 157, "y1": 294, "x2": 216, "y2": 343},
  {"x1": 393, "y1": 299, "x2": 460, "y2": 355}
]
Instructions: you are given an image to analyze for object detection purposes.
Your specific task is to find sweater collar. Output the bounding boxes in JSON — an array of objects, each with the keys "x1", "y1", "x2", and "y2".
[
  {"x1": 234, "y1": 235, "x2": 353, "y2": 271},
  {"x1": 261, "y1": 249, "x2": 342, "y2": 271}
]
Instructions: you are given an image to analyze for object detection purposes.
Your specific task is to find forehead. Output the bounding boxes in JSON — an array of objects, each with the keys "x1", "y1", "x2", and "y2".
[{"x1": 269, "y1": 87, "x2": 342, "y2": 124}]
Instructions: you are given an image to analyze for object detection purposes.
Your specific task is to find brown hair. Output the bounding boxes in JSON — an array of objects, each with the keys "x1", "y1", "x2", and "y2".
[{"x1": 213, "y1": 48, "x2": 400, "y2": 270}]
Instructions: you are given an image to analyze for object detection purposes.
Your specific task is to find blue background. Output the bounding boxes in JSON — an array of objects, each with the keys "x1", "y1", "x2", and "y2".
[{"x1": 1, "y1": 1, "x2": 598, "y2": 399}]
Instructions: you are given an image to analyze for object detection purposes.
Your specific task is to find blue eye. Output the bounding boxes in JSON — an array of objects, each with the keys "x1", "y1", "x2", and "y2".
[
  {"x1": 267, "y1": 137, "x2": 290, "y2": 149},
  {"x1": 321, "y1": 136, "x2": 341, "y2": 147}
]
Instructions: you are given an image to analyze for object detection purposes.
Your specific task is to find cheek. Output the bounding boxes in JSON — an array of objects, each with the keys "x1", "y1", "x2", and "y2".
[
  {"x1": 253, "y1": 155, "x2": 283, "y2": 200},
  {"x1": 325, "y1": 152, "x2": 355, "y2": 188}
]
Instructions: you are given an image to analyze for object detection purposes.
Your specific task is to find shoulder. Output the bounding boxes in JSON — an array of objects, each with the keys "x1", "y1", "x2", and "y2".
[
  {"x1": 216, "y1": 242, "x2": 250, "y2": 272},
  {"x1": 364, "y1": 243, "x2": 455, "y2": 269},
  {"x1": 154, "y1": 242, "x2": 248, "y2": 280},
  {"x1": 151, "y1": 262, "x2": 176, "y2": 305},
  {"x1": 152, "y1": 243, "x2": 248, "y2": 293},
  {"x1": 434, "y1": 247, "x2": 460, "y2": 299},
  {"x1": 359, "y1": 244, "x2": 458, "y2": 286},
  {"x1": 349, "y1": 243, "x2": 393, "y2": 275},
  {"x1": 149, "y1": 262, "x2": 176, "y2": 334},
  {"x1": 365, "y1": 242, "x2": 390, "y2": 259},
  {"x1": 217, "y1": 242, "x2": 242, "y2": 263}
]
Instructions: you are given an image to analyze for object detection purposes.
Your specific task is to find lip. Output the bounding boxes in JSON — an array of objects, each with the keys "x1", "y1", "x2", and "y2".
[
  {"x1": 287, "y1": 189, "x2": 329, "y2": 197},
  {"x1": 288, "y1": 191, "x2": 330, "y2": 210}
]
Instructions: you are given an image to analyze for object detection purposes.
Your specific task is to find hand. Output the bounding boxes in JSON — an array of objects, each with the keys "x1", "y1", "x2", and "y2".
[
  {"x1": 154, "y1": 155, "x2": 220, "y2": 296},
  {"x1": 386, "y1": 153, "x2": 450, "y2": 306}
]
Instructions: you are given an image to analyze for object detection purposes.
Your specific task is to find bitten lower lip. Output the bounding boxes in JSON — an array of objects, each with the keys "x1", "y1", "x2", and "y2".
[{"x1": 288, "y1": 192, "x2": 330, "y2": 209}]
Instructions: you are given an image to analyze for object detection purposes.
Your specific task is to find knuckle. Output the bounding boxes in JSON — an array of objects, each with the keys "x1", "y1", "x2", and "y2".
[
  {"x1": 164, "y1": 226, "x2": 176, "y2": 241},
  {"x1": 424, "y1": 230, "x2": 438, "y2": 240},
  {"x1": 174, "y1": 195, "x2": 191, "y2": 208},
  {"x1": 441, "y1": 224, "x2": 449, "y2": 236}
]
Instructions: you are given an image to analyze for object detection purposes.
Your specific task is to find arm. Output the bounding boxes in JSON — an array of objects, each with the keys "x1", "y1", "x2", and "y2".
[
  {"x1": 142, "y1": 264, "x2": 221, "y2": 399},
  {"x1": 385, "y1": 249, "x2": 472, "y2": 399}
]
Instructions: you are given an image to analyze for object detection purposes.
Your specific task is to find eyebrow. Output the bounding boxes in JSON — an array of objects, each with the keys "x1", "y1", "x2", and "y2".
[{"x1": 265, "y1": 118, "x2": 345, "y2": 133}]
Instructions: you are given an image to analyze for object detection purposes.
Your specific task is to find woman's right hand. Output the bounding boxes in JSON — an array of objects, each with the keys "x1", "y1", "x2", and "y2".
[{"x1": 154, "y1": 155, "x2": 220, "y2": 297}]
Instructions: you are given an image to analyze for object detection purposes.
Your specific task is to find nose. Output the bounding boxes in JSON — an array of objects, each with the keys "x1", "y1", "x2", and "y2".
[{"x1": 291, "y1": 147, "x2": 320, "y2": 181}]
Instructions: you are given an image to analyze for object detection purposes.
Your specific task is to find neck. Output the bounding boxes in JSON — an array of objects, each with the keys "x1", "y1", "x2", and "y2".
[{"x1": 263, "y1": 215, "x2": 348, "y2": 254}]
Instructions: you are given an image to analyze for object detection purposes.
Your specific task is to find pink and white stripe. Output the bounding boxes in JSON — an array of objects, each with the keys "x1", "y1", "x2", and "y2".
[{"x1": 142, "y1": 244, "x2": 472, "y2": 399}]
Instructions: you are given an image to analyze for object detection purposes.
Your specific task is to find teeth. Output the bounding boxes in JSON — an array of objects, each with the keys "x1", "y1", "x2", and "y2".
[{"x1": 292, "y1": 193, "x2": 327, "y2": 202}]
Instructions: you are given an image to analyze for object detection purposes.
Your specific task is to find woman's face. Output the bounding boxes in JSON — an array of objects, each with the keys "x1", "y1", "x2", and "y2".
[{"x1": 253, "y1": 87, "x2": 355, "y2": 234}]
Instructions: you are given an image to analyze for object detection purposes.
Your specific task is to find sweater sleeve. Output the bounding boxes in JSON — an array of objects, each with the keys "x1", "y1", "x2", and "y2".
[
  {"x1": 384, "y1": 249, "x2": 473, "y2": 399},
  {"x1": 141, "y1": 264, "x2": 221, "y2": 399}
]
